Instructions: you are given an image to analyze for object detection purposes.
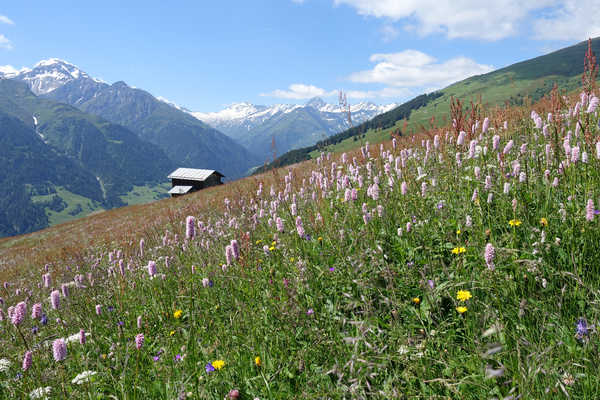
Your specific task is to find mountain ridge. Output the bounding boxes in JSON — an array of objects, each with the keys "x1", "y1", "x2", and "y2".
[{"x1": 2, "y1": 59, "x2": 261, "y2": 179}]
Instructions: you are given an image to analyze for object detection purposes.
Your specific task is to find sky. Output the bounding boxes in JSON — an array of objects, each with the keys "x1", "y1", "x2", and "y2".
[{"x1": 1, "y1": 0, "x2": 600, "y2": 112}]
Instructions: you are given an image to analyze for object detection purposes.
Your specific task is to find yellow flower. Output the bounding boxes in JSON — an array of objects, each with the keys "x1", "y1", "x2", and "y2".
[
  {"x1": 456, "y1": 306, "x2": 468, "y2": 314},
  {"x1": 540, "y1": 217, "x2": 548, "y2": 226},
  {"x1": 451, "y1": 246, "x2": 466, "y2": 255},
  {"x1": 271, "y1": 241, "x2": 277, "y2": 246},
  {"x1": 318, "y1": 237, "x2": 323, "y2": 241},
  {"x1": 170, "y1": 330, "x2": 175, "y2": 336},
  {"x1": 212, "y1": 360, "x2": 225, "y2": 370},
  {"x1": 269, "y1": 246, "x2": 275, "y2": 251},
  {"x1": 290, "y1": 257, "x2": 295, "y2": 262},
  {"x1": 412, "y1": 297, "x2": 420, "y2": 305},
  {"x1": 509, "y1": 219, "x2": 522, "y2": 227},
  {"x1": 254, "y1": 356, "x2": 261, "y2": 367},
  {"x1": 101, "y1": 354, "x2": 107, "y2": 360},
  {"x1": 255, "y1": 239, "x2": 263, "y2": 245},
  {"x1": 456, "y1": 290, "x2": 472, "y2": 302},
  {"x1": 456, "y1": 229, "x2": 461, "y2": 235},
  {"x1": 174, "y1": 309, "x2": 183, "y2": 319}
]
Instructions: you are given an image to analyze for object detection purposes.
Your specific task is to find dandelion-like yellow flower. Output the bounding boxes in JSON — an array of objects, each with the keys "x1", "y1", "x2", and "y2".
[
  {"x1": 451, "y1": 247, "x2": 466, "y2": 255},
  {"x1": 255, "y1": 239, "x2": 263, "y2": 245},
  {"x1": 509, "y1": 219, "x2": 522, "y2": 227},
  {"x1": 318, "y1": 237, "x2": 323, "y2": 241},
  {"x1": 412, "y1": 297, "x2": 420, "y2": 305},
  {"x1": 456, "y1": 306, "x2": 468, "y2": 314},
  {"x1": 290, "y1": 257, "x2": 295, "y2": 262},
  {"x1": 174, "y1": 309, "x2": 183, "y2": 319},
  {"x1": 540, "y1": 217, "x2": 548, "y2": 226},
  {"x1": 212, "y1": 360, "x2": 225, "y2": 370},
  {"x1": 169, "y1": 330, "x2": 175, "y2": 336},
  {"x1": 269, "y1": 246, "x2": 275, "y2": 251},
  {"x1": 254, "y1": 356, "x2": 261, "y2": 367},
  {"x1": 456, "y1": 290, "x2": 472, "y2": 302},
  {"x1": 271, "y1": 241, "x2": 277, "y2": 246},
  {"x1": 456, "y1": 229, "x2": 461, "y2": 235}
]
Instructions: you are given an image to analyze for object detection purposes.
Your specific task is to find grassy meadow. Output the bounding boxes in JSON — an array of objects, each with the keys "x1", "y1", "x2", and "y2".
[{"x1": 2, "y1": 80, "x2": 600, "y2": 399}]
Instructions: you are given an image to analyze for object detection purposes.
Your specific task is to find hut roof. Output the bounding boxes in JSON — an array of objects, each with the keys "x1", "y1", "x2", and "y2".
[
  {"x1": 167, "y1": 168, "x2": 224, "y2": 182},
  {"x1": 168, "y1": 185, "x2": 194, "y2": 195}
]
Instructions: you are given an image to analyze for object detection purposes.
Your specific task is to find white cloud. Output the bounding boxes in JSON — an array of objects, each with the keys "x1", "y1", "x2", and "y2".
[
  {"x1": 261, "y1": 83, "x2": 336, "y2": 99},
  {"x1": 346, "y1": 87, "x2": 413, "y2": 99},
  {"x1": 349, "y1": 49, "x2": 494, "y2": 89},
  {"x1": 533, "y1": 0, "x2": 600, "y2": 41},
  {"x1": 0, "y1": 34, "x2": 12, "y2": 50},
  {"x1": 0, "y1": 15, "x2": 14, "y2": 25},
  {"x1": 333, "y1": 0, "x2": 556, "y2": 40},
  {"x1": 380, "y1": 24, "x2": 399, "y2": 42}
]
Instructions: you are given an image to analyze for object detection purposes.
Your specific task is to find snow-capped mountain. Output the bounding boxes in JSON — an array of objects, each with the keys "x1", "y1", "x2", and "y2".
[
  {"x1": 0, "y1": 58, "x2": 105, "y2": 95},
  {"x1": 191, "y1": 98, "x2": 397, "y2": 159}
]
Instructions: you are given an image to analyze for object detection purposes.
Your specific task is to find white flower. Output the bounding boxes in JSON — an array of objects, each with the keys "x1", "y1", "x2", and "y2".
[
  {"x1": 71, "y1": 370, "x2": 97, "y2": 385},
  {"x1": 0, "y1": 358, "x2": 11, "y2": 372},
  {"x1": 29, "y1": 387, "x2": 52, "y2": 399},
  {"x1": 65, "y1": 331, "x2": 90, "y2": 344}
]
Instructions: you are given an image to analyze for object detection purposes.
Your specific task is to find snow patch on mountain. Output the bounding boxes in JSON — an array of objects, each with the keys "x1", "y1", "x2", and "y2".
[
  {"x1": 191, "y1": 98, "x2": 397, "y2": 137},
  {"x1": 2, "y1": 58, "x2": 105, "y2": 95}
]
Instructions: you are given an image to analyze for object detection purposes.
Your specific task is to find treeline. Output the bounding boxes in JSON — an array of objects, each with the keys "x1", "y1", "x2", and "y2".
[{"x1": 253, "y1": 91, "x2": 443, "y2": 173}]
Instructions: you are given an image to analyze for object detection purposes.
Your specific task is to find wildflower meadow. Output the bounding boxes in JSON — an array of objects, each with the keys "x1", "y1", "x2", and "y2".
[{"x1": 2, "y1": 59, "x2": 600, "y2": 399}]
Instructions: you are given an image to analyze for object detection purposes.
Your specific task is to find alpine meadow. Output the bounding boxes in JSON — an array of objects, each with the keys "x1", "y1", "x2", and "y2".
[{"x1": 3, "y1": 2, "x2": 600, "y2": 399}]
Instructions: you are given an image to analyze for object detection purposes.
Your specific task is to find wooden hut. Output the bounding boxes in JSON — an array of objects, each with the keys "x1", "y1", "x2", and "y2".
[{"x1": 167, "y1": 168, "x2": 224, "y2": 197}]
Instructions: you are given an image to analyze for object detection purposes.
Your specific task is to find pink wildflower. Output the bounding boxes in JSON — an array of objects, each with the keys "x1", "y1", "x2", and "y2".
[
  {"x1": 147, "y1": 261, "x2": 157, "y2": 277},
  {"x1": 135, "y1": 333, "x2": 144, "y2": 350},
  {"x1": 296, "y1": 216, "x2": 305, "y2": 237},
  {"x1": 485, "y1": 243, "x2": 495, "y2": 270},
  {"x1": 22, "y1": 351, "x2": 32, "y2": 371},
  {"x1": 11, "y1": 301, "x2": 26, "y2": 326},
  {"x1": 50, "y1": 290, "x2": 60, "y2": 310},
  {"x1": 52, "y1": 338, "x2": 67, "y2": 362},
  {"x1": 225, "y1": 245, "x2": 233, "y2": 265},
  {"x1": 31, "y1": 303, "x2": 42, "y2": 319},
  {"x1": 586, "y1": 199, "x2": 595, "y2": 221},
  {"x1": 186, "y1": 216, "x2": 196, "y2": 239}
]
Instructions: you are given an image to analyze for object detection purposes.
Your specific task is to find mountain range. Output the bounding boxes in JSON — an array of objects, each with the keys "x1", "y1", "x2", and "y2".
[{"x1": 191, "y1": 98, "x2": 396, "y2": 161}]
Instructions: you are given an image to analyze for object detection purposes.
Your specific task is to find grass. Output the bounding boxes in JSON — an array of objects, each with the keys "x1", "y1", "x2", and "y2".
[
  {"x1": 119, "y1": 183, "x2": 170, "y2": 205},
  {"x1": 2, "y1": 81, "x2": 600, "y2": 398},
  {"x1": 31, "y1": 186, "x2": 105, "y2": 226}
]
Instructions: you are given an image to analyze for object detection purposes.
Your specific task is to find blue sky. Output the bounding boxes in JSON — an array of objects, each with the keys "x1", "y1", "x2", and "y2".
[{"x1": 1, "y1": 1, "x2": 599, "y2": 111}]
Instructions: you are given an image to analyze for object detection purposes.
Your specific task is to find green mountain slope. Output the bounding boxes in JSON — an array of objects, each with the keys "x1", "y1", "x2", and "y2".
[
  {"x1": 0, "y1": 79, "x2": 174, "y2": 207},
  {"x1": 0, "y1": 110, "x2": 102, "y2": 236},
  {"x1": 0, "y1": 79, "x2": 176, "y2": 237},
  {"x1": 257, "y1": 37, "x2": 600, "y2": 172}
]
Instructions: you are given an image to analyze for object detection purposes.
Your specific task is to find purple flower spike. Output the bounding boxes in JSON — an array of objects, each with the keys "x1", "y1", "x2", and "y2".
[{"x1": 576, "y1": 318, "x2": 589, "y2": 340}]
